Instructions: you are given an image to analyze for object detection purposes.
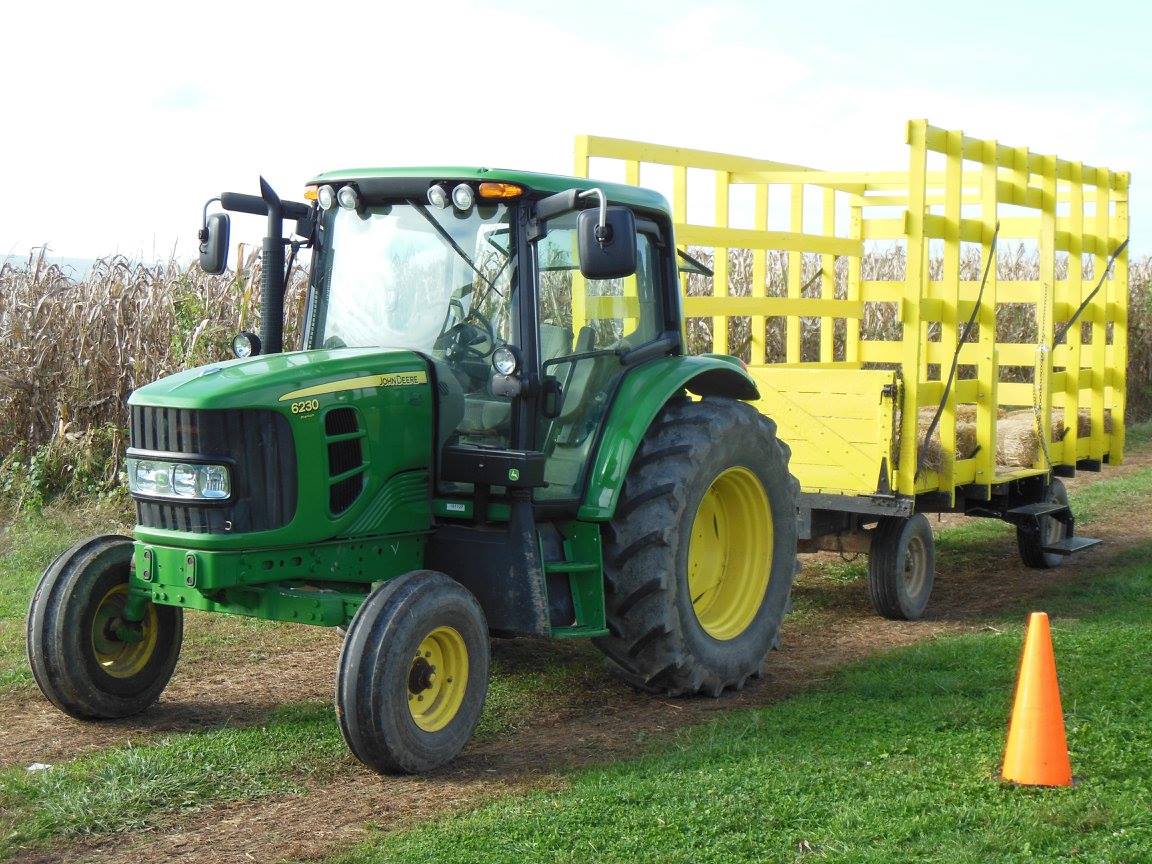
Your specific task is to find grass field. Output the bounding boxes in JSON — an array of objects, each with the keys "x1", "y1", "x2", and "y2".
[
  {"x1": 332, "y1": 547, "x2": 1152, "y2": 864},
  {"x1": 0, "y1": 432, "x2": 1149, "y2": 862}
]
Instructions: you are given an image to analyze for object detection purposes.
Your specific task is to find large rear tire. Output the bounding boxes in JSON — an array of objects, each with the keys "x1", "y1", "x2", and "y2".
[
  {"x1": 593, "y1": 396, "x2": 798, "y2": 696},
  {"x1": 26, "y1": 535, "x2": 183, "y2": 719},
  {"x1": 336, "y1": 571, "x2": 489, "y2": 774},
  {"x1": 1016, "y1": 478, "x2": 1069, "y2": 570}
]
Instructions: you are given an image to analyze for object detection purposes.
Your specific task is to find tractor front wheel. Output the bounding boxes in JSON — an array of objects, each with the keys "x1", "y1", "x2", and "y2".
[
  {"x1": 336, "y1": 571, "x2": 489, "y2": 774},
  {"x1": 26, "y1": 535, "x2": 183, "y2": 719},
  {"x1": 594, "y1": 396, "x2": 799, "y2": 696}
]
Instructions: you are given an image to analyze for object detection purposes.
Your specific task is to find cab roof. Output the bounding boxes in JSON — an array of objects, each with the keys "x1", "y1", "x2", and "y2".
[{"x1": 310, "y1": 166, "x2": 671, "y2": 215}]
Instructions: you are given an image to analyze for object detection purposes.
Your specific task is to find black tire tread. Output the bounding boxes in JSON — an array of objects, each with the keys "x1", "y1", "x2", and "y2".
[
  {"x1": 336, "y1": 570, "x2": 489, "y2": 774},
  {"x1": 1016, "y1": 479, "x2": 1069, "y2": 570},
  {"x1": 593, "y1": 396, "x2": 798, "y2": 697},
  {"x1": 867, "y1": 514, "x2": 935, "y2": 621},
  {"x1": 26, "y1": 534, "x2": 182, "y2": 719}
]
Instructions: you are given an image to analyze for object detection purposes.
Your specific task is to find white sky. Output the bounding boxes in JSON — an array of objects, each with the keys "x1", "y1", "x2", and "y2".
[{"x1": 3, "y1": 0, "x2": 1149, "y2": 261}]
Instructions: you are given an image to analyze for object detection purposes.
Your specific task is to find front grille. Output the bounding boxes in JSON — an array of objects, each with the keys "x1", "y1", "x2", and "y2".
[{"x1": 130, "y1": 406, "x2": 297, "y2": 534}]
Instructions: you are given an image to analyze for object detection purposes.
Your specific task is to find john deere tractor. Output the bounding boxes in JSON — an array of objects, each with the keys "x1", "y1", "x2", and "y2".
[{"x1": 27, "y1": 169, "x2": 797, "y2": 773}]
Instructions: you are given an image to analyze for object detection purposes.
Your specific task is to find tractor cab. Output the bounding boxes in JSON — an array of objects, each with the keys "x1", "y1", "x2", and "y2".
[{"x1": 237, "y1": 170, "x2": 684, "y2": 509}]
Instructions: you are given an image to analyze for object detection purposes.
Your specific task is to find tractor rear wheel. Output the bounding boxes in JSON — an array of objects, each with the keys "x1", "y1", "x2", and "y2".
[
  {"x1": 336, "y1": 570, "x2": 489, "y2": 774},
  {"x1": 26, "y1": 535, "x2": 183, "y2": 719},
  {"x1": 1016, "y1": 478, "x2": 1069, "y2": 569},
  {"x1": 593, "y1": 396, "x2": 798, "y2": 696},
  {"x1": 867, "y1": 514, "x2": 935, "y2": 620}
]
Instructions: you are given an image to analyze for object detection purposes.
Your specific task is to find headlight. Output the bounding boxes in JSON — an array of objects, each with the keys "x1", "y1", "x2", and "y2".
[
  {"x1": 126, "y1": 458, "x2": 231, "y2": 501},
  {"x1": 451, "y1": 183, "x2": 474, "y2": 210},
  {"x1": 337, "y1": 185, "x2": 359, "y2": 210}
]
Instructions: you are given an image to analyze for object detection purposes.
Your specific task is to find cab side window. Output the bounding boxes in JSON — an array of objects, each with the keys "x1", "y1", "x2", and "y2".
[{"x1": 535, "y1": 217, "x2": 664, "y2": 500}]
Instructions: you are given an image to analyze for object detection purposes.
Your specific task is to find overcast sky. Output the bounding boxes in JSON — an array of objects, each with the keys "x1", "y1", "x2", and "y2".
[{"x1": 3, "y1": 0, "x2": 1148, "y2": 262}]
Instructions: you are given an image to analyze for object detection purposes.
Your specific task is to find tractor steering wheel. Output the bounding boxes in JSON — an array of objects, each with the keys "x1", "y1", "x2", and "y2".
[{"x1": 436, "y1": 297, "x2": 497, "y2": 364}]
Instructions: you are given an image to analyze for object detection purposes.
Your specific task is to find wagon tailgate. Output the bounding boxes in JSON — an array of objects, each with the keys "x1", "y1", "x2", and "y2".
[{"x1": 748, "y1": 367, "x2": 897, "y2": 495}]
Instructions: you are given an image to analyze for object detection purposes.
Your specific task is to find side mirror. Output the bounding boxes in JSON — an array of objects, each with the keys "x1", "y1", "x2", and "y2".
[
  {"x1": 198, "y1": 212, "x2": 230, "y2": 274},
  {"x1": 540, "y1": 376, "x2": 563, "y2": 419},
  {"x1": 578, "y1": 206, "x2": 636, "y2": 280}
]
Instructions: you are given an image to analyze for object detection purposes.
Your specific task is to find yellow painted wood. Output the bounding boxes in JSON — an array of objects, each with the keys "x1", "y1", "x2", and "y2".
[
  {"x1": 975, "y1": 136, "x2": 999, "y2": 493},
  {"x1": 1063, "y1": 162, "x2": 1085, "y2": 465},
  {"x1": 847, "y1": 201, "x2": 863, "y2": 363},
  {"x1": 677, "y1": 225, "x2": 860, "y2": 258},
  {"x1": 713, "y1": 171, "x2": 730, "y2": 354},
  {"x1": 748, "y1": 368, "x2": 897, "y2": 494},
  {"x1": 1110, "y1": 172, "x2": 1129, "y2": 464},
  {"x1": 1091, "y1": 174, "x2": 1109, "y2": 462},
  {"x1": 576, "y1": 122, "x2": 1127, "y2": 503},
  {"x1": 820, "y1": 187, "x2": 835, "y2": 363},
  {"x1": 684, "y1": 297, "x2": 863, "y2": 318},
  {"x1": 787, "y1": 184, "x2": 804, "y2": 363},
  {"x1": 751, "y1": 184, "x2": 769, "y2": 364}
]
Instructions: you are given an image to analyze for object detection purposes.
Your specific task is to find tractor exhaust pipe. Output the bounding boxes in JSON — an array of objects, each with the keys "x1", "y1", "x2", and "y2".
[{"x1": 258, "y1": 177, "x2": 286, "y2": 355}]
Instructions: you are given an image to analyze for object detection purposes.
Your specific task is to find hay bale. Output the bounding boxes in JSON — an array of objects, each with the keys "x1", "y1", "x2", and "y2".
[
  {"x1": 996, "y1": 411, "x2": 1039, "y2": 467},
  {"x1": 995, "y1": 408, "x2": 1115, "y2": 468},
  {"x1": 915, "y1": 407, "x2": 979, "y2": 472}
]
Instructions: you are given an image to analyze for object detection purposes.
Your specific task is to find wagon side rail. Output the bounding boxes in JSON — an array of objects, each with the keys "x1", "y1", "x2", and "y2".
[{"x1": 575, "y1": 123, "x2": 1129, "y2": 504}]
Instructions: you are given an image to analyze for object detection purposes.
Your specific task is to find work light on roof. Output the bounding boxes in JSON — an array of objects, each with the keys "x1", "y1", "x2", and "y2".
[
  {"x1": 451, "y1": 183, "x2": 474, "y2": 210},
  {"x1": 337, "y1": 185, "x2": 359, "y2": 210},
  {"x1": 428, "y1": 184, "x2": 450, "y2": 209},
  {"x1": 317, "y1": 184, "x2": 336, "y2": 211}
]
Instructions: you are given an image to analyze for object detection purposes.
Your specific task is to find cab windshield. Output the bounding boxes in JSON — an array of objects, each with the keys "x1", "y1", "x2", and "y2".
[{"x1": 309, "y1": 201, "x2": 516, "y2": 354}]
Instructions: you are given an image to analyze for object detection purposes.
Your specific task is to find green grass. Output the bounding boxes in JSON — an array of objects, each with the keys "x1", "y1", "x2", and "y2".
[
  {"x1": 1125, "y1": 419, "x2": 1152, "y2": 447},
  {"x1": 0, "y1": 663, "x2": 588, "y2": 855},
  {"x1": 0, "y1": 702, "x2": 343, "y2": 853},
  {"x1": 0, "y1": 645, "x2": 591, "y2": 856},
  {"x1": 331, "y1": 549, "x2": 1152, "y2": 864}
]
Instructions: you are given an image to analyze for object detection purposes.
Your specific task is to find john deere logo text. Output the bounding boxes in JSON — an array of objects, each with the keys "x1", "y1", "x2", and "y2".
[{"x1": 279, "y1": 370, "x2": 429, "y2": 402}]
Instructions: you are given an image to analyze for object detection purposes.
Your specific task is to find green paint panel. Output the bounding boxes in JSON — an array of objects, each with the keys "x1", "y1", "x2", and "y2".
[
  {"x1": 548, "y1": 520, "x2": 607, "y2": 638},
  {"x1": 139, "y1": 580, "x2": 364, "y2": 627},
  {"x1": 131, "y1": 533, "x2": 425, "y2": 626},
  {"x1": 579, "y1": 354, "x2": 758, "y2": 521}
]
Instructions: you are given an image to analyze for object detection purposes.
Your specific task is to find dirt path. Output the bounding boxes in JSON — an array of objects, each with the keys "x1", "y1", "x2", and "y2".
[{"x1": 10, "y1": 452, "x2": 1152, "y2": 864}]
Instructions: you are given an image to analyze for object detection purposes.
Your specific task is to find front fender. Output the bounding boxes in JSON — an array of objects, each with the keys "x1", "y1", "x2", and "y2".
[{"x1": 577, "y1": 354, "x2": 758, "y2": 521}]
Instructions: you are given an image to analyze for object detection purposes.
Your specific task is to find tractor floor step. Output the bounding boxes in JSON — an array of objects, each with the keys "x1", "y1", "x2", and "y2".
[
  {"x1": 1006, "y1": 502, "x2": 1071, "y2": 518},
  {"x1": 1041, "y1": 536, "x2": 1102, "y2": 556}
]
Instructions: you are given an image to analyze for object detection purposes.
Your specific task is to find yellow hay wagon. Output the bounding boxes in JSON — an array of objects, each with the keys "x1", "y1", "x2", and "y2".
[{"x1": 578, "y1": 120, "x2": 1129, "y2": 619}]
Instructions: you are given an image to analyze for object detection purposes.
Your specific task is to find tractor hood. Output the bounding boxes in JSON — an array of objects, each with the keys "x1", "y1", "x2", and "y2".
[{"x1": 128, "y1": 348, "x2": 430, "y2": 411}]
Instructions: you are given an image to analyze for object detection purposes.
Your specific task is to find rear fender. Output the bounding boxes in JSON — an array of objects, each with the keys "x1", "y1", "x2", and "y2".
[{"x1": 578, "y1": 355, "x2": 757, "y2": 521}]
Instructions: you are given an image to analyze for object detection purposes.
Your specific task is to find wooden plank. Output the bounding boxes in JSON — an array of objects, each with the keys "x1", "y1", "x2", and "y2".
[
  {"x1": 683, "y1": 296, "x2": 863, "y2": 318},
  {"x1": 676, "y1": 225, "x2": 860, "y2": 257}
]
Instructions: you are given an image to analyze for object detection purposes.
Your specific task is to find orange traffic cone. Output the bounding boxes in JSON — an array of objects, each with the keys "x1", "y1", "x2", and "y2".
[{"x1": 1001, "y1": 612, "x2": 1073, "y2": 786}]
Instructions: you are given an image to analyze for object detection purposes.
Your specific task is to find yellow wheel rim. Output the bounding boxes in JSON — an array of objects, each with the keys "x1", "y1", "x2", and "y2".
[
  {"x1": 687, "y1": 466, "x2": 774, "y2": 641},
  {"x1": 407, "y1": 626, "x2": 469, "y2": 732},
  {"x1": 90, "y1": 584, "x2": 159, "y2": 679}
]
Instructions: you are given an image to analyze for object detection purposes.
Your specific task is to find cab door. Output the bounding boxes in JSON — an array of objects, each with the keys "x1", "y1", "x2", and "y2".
[{"x1": 531, "y1": 215, "x2": 668, "y2": 502}]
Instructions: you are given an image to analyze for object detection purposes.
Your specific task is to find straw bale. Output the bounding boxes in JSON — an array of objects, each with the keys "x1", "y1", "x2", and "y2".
[{"x1": 995, "y1": 408, "x2": 1115, "y2": 468}]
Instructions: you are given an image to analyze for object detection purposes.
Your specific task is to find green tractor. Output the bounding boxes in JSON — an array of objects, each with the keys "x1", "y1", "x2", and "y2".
[{"x1": 27, "y1": 169, "x2": 797, "y2": 773}]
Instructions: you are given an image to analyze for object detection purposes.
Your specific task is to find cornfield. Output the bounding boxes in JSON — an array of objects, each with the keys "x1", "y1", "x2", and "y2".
[
  {"x1": 0, "y1": 249, "x2": 308, "y2": 503},
  {"x1": 0, "y1": 245, "x2": 1148, "y2": 502}
]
